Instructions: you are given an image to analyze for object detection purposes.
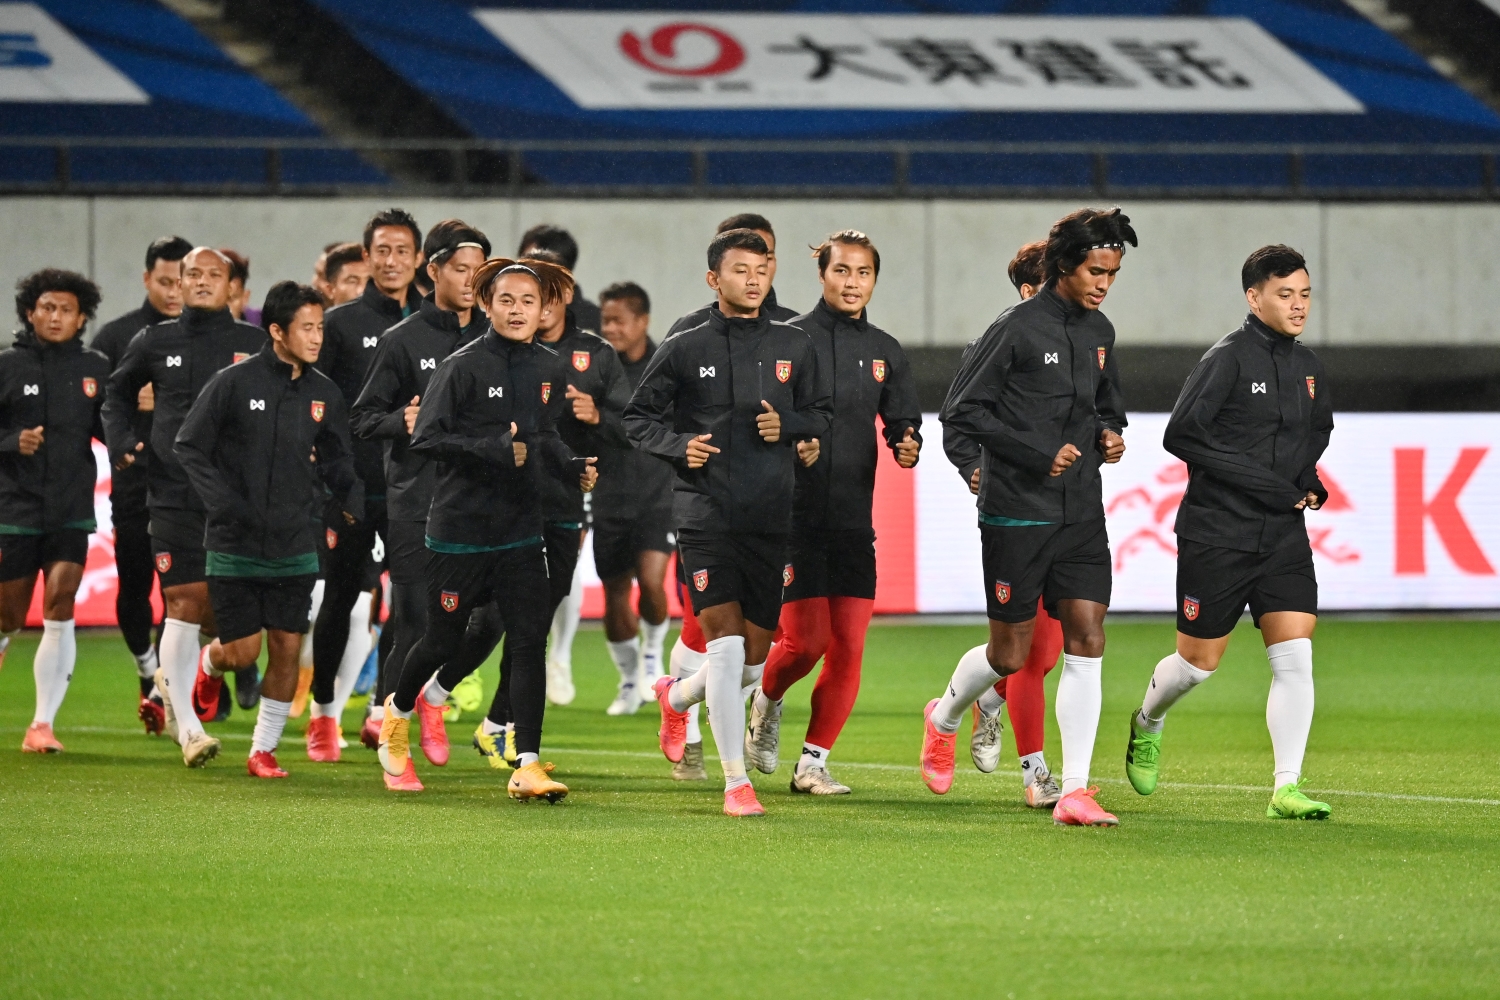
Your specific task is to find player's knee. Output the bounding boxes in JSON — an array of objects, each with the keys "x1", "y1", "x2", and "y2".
[{"x1": 1063, "y1": 629, "x2": 1105, "y2": 659}]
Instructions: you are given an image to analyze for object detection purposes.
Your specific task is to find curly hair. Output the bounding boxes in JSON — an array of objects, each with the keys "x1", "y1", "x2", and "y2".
[
  {"x1": 15, "y1": 268, "x2": 101, "y2": 329},
  {"x1": 1043, "y1": 208, "x2": 1138, "y2": 282},
  {"x1": 472, "y1": 256, "x2": 574, "y2": 309}
]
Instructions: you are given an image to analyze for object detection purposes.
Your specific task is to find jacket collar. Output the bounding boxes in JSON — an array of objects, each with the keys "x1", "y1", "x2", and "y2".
[
  {"x1": 1036, "y1": 283, "x2": 1091, "y2": 322},
  {"x1": 137, "y1": 298, "x2": 170, "y2": 326},
  {"x1": 12, "y1": 328, "x2": 84, "y2": 353},
  {"x1": 257, "y1": 340, "x2": 300, "y2": 380},
  {"x1": 482, "y1": 323, "x2": 534, "y2": 356},
  {"x1": 180, "y1": 306, "x2": 236, "y2": 335},
  {"x1": 812, "y1": 296, "x2": 868, "y2": 332},
  {"x1": 1245, "y1": 313, "x2": 1296, "y2": 354},
  {"x1": 362, "y1": 279, "x2": 420, "y2": 321},
  {"x1": 537, "y1": 315, "x2": 578, "y2": 350},
  {"x1": 418, "y1": 295, "x2": 464, "y2": 334},
  {"x1": 704, "y1": 285, "x2": 781, "y2": 317},
  {"x1": 708, "y1": 306, "x2": 770, "y2": 337}
]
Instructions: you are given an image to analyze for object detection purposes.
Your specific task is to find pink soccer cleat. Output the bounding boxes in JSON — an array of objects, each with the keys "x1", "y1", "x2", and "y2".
[
  {"x1": 247, "y1": 750, "x2": 289, "y2": 778},
  {"x1": 191, "y1": 647, "x2": 224, "y2": 723},
  {"x1": 723, "y1": 783, "x2": 765, "y2": 817},
  {"x1": 653, "y1": 676, "x2": 689, "y2": 763},
  {"x1": 383, "y1": 756, "x2": 424, "y2": 792},
  {"x1": 21, "y1": 722, "x2": 63, "y2": 753},
  {"x1": 359, "y1": 713, "x2": 381, "y2": 750},
  {"x1": 919, "y1": 698, "x2": 956, "y2": 794},
  {"x1": 416, "y1": 694, "x2": 450, "y2": 766},
  {"x1": 138, "y1": 694, "x2": 165, "y2": 736},
  {"x1": 305, "y1": 715, "x2": 340, "y2": 763},
  {"x1": 1052, "y1": 786, "x2": 1119, "y2": 827}
]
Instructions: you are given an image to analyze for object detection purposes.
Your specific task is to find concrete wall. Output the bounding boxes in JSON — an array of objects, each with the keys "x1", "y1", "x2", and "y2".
[{"x1": 1, "y1": 196, "x2": 1496, "y2": 347}]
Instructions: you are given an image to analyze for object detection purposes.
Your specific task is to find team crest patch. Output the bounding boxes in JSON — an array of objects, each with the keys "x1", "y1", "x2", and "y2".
[
  {"x1": 81, "y1": 377, "x2": 97, "y2": 398},
  {"x1": 693, "y1": 569, "x2": 708, "y2": 592},
  {"x1": 872, "y1": 359, "x2": 886, "y2": 383},
  {"x1": 783, "y1": 563, "x2": 794, "y2": 587},
  {"x1": 233, "y1": 352, "x2": 251, "y2": 364},
  {"x1": 441, "y1": 591, "x2": 459, "y2": 613},
  {"x1": 572, "y1": 350, "x2": 590, "y2": 372},
  {"x1": 1183, "y1": 595, "x2": 1200, "y2": 621},
  {"x1": 541, "y1": 382, "x2": 552, "y2": 404},
  {"x1": 155, "y1": 552, "x2": 172, "y2": 574},
  {"x1": 326, "y1": 528, "x2": 338, "y2": 550},
  {"x1": 994, "y1": 580, "x2": 1011, "y2": 605},
  {"x1": 1097, "y1": 347, "x2": 1107, "y2": 370},
  {"x1": 1306, "y1": 377, "x2": 1316, "y2": 399},
  {"x1": 310, "y1": 400, "x2": 325, "y2": 422},
  {"x1": 775, "y1": 360, "x2": 791, "y2": 383}
]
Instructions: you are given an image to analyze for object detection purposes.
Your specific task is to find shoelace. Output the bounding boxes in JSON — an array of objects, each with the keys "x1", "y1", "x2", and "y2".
[
  {"x1": 977, "y1": 713, "x2": 1000, "y2": 747},
  {"x1": 927, "y1": 728, "x2": 956, "y2": 772},
  {"x1": 1131, "y1": 731, "x2": 1160, "y2": 766},
  {"x1": 386, "y1": 717, "x2": 409, "y2": 759}
]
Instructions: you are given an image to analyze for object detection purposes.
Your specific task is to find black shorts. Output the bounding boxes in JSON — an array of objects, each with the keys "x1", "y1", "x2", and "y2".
[
  {"x1": 319, "y1": 500, "x2": 386, "y2": 591},
  {"x1": 149, "y1": 508, "x2": 208, "y2": 589},
  {"x1": 0, "y1": 530, "x2": 90, "y2": 582},
  {"x1": 592, "y1": 506, "x2": 674, "y2": 581},
  {"x1": 981, "y1": 518, "x2": 1112, "y2": 622},
  {"x1": 1176, "y1": 532, "x2": 1318, "y2": 639},
  {"x1": 207, "y1": 574, "x2": 318, "y2": 643},
  {"x1": 386, "y1": 519, "x2": 430, "y2": 587},
  {"x1": 545, "y1": 521, "x2": 584, "y2": 611},
  {"x1": 676, "y1": 528, "x2": 786, "y2": 632},
  {"x1": 424, "y1": 542, "x2": 549, "y2": 627},
  {"x1": 782, "y1": 527, "x2": 876, "y2": 602}
]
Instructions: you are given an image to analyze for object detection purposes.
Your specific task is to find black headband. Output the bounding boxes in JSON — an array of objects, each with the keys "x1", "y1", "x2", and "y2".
[{"x1": 429, "y1": 240, "x2": 486, "y2": 264}]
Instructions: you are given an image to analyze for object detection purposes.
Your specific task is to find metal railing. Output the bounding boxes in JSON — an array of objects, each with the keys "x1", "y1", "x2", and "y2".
[{"x1": 1, "y1": 136, "x2": 1497, "y2": 200}]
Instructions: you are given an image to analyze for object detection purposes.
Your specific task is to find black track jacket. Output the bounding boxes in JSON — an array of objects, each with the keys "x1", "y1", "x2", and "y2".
[
  {"x1": 409, "y1": 328, "x2": 576, "y2": 549},
  {"x1": 537, "y1": 320, "x2": 631, "y2": 525},
  {"x1": 92, "y1": 299, "x2": 168, "y2": 518},
  {"x1": 319, "y1": 281, "x2": 420, "y2": 501},
  {"x1": 666, "y1": 287, "x2": 799, "y2": 338},
  {"x1": 175, "y1": 344, "x2": 363, "y2": 561},
  {"x1": 592, "y1": 337, "x2": 673, "y2": 521},
  {"x1": 941, "y1": 285, "x2": 1126, "y2": 524},
  {"x1": 102, "y1": 307, "x2": 267, "y2": 513},
  {"x1": 625, "y1": 308, "x2": 832, "y2": 535},
  {"x1": 1164, "y1": 314, "x2": 1332, "y2": 554},
  {"x1": 791, "y1": 299, "x2": 921, "y2": 532},
  {"x1": 0, "y1": 330, "x2": 111, "y2": 532},
  {"x1": 349, "y1": 297, "x2": 483, "y2": 523}
]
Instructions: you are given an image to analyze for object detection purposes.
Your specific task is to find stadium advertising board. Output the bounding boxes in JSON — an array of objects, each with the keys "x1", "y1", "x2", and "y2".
[
  {"x1": 474, "y1": 11, "x2": 1363, "y2": 113},
  {"x1": 0, "y1": 2, "x2": 146, "y2": 103}
]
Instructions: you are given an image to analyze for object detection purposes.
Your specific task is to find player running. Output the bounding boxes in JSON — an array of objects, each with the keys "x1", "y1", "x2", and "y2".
[
  {"x1": 378, "y1": 256, "x2": 595, "y2": 801},
  {"x1": 946, "y1": 239, "x2": 1066, "y2": 809},
  {"x1": 175, "y1": 282, "x2": 363, "y2": 778},
  {"x1": 922, "y1": 208, "x2": 1135, "y2": 827},
  {"x1": 666, "y1": 213, "x2": 799, "y2": 336},
  {"x1": 628, "y1": 228, "x2": 832, "y2": 817},
  {"x1": 103, "y1": 247, "x2": 267, "y2": 767},
  {"x1": 1124, "y1": 245, "x2": 1334, "y2": 821},
  {"x1": 593, "y1": 282, "x2": 675, "y2": 716},
  {"x1": 322, "y1": 242, "x2": 370, "y2": 307},
  {"x1": 745, "y1": 231, "x2": 921, "y2": 795},
  {"x1": 519, "y1": 224, "x2": 601, "y2": 333},
  {"x1": 90, "y1": 235, "x2": 191, "y2": 731},
  {"x1": 1, "y1": 269, "x2": 110, "y2": 752}
]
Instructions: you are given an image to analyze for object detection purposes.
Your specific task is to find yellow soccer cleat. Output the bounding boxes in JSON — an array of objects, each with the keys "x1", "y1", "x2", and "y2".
[
  {"x1": 289, "y1": 666, "x2": 314, "y2": 718},
  {"x1": 472, "y1": 723, "x2": 513, "y2": 771},
  {"x1": 508, "y1": 761, "x2": 568, "y2": 803},
  {"x1": 377, "y1": 695, "x2": 410, "y2": 777}
]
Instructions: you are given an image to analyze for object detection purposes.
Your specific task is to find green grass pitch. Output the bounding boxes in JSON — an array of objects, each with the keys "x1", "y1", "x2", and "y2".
[{"x1": 0, "y1": 619, "x2": 1496, "y2": 999}]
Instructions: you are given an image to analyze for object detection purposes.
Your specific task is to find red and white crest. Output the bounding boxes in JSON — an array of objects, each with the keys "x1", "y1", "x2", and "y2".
[
  {"x1": 994, "y1": 580, "x2": 1011, "y2": 605},
  {"x1": 155, "y1": 552, "x2": 172, "y2": 574},
  {"x1": 1183, "y1": 595, "x2": 1200, "y2": 621},
  {"x1": 541, "y1": 381, "x2": 552, "y2": 404},
  {"x1": 1097, "y1": 347, "x2": 1107, "y2": 370},
  {"x1": 783, "y1": 563, "x2": 794, "y2": 587},
  {"x1": 441, "y1": 591, "x2": 459, "y2": 613},
  {"x1": 325, "y1": 528, "x2": 338, "y2": 550},
  {"x1": 871, "y1": 359, "x2": 886, "y2": 383},
  {"x1": 1306, "y1": 376, "x2": 1316, "y2": 399},
  {"x1": 233, "y1": 352, "x2": 251, "y2": 364},
  {"x1": 693, "y1": 569, "x2": 708, "y2": 592},
  {"x1": 310, "y1": 400, "x2": 325, "y2": 422},
  {"x1": 572, "y1": 350, "x2": 590, "y2": 372},
  {"x1": 775, "y1": 360, "x2": 791, "y2": 383},
  {"x1": 81, "y1": 377, "x2": 97, "y2": 398}
]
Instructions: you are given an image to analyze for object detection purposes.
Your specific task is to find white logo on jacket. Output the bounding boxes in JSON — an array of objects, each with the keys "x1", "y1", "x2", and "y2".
[
  {"x1": 249, "y1": 399, "x2": 265, "y2": 410},
  {"x1": 489, "y1": 387, "x2": 504, "y2": 398},
  {"x1": 1252, "y1": 382, "x2": 1266, "y2": 393},
  {"x1": 420, "y1": 358, "x2": 436, "y2": 371},
  {"x1": 363, "y1": 336, "x2": 378, "y2": 348},
  {"x1": 23, "y1": 384, "x2": 38, "y2": 395},
  {"x1": 699, "y1": 366, "x2": 715, "y2": 378},
  {"x1": 1044, "y1": 353, "x2": 1059, "y2": 364},
  {"x1": 166, "y1": 356, "x2": 182, "y2": 367}
]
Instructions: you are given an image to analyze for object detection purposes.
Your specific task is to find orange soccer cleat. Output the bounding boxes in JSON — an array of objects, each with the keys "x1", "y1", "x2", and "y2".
[
  {"x1": 1052, "y1": 786, "x2": 1119, "y2": 827},
  {"x1": 507, "y1": 761, "x2": 568, "y2": 803},
  {"x1": 247, "y1": 750, "x2": 289, "y2": 778},
  {"x1": 416, "y1": 694, "x2": 449, "y2": 766},
  {"x1": 723, "y1": 782, "x2": 765, "y2": 817},
  {"x1": 919, "y1": 698, "x2": 956, "y2": 795},
  {"x1": 383, "y1": 755, "x2": 423, "y2": 792},
  {"x1": 653, "y1": 676, "x2": 689, "y2": 763},
  {"x1": 305, "y1": 715, "x2": 340, "y2": 763},
  {"x1": 21, "y1": 722, "x2": 64, "y2": 753}
]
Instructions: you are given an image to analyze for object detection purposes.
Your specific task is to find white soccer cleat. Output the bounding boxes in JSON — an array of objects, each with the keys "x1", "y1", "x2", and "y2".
[
  {"x1": 154, "y1": 667, "x2": 179, "y2": 743},
  {"x1": 744, "y1": 688, "x2": 781, "y2": 774},
  {"x1": 1024, "y1": 768, "x2": 1063, "y2": 809},
  {"x1": 605, "y1": 678, "x2": 643, "y2": 716},
  {"x1": 181, "y1": 730, "x2": 220, "y2": 768},
  {"x1": 970, "y1": 703, "x2": 1002, "y2": 773},
  {"x1": 546, "y1": 658, "x2": 575, "y2": 706},
  {"x1": 790, "y1": 765, "x2": 850, "y2": 796}
]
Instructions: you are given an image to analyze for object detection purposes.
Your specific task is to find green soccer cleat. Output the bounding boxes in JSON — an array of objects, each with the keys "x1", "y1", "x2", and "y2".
[
  {"x1": 1266, "y1": 782, "x2": 1331, "y2": 820},
  {"x1": 1125, "y1": 713, "x2": 1162, "y2": 795}
]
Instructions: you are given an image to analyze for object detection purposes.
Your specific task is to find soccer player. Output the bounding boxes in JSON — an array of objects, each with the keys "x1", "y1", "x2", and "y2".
[
  {"x1": 518, "y1": 224, "x2": 601, "y2": 333},
  {"x1": 745, "y1": 230, "x2": 921, "y2": 795},
  {"x1": 323, "y1": 242, "x2": 370, "y2": 307},
  {"x1": 102, "y1": 247, "x2": 267, "y2": 767},
  {"x1": 312, "y1": 209, "x2": 425, "y2": 758},
  {"x1": 922, "y1": 208, "x2": 1134, "y2": 827},
  {"x1": 1, "y1": 269, "x2": 110, "y2": 752},
  {"x1": 175, "y1": 281, "x2": 363, "y2": 778},
  {"x1": 91, "y1": 235, "x2": 191, "y2": 731},
  {"x1": 378, "y1": 256, "x2": 595, "y2": 801},
  {"x1": 593, "y1": 281, "x2": 675, "y2": 717},
  {"x1": 1124, "y1": 245, "x2": 1333, "y2": 821},
  {"x1": 221, "y1": 249, "x2": 254, "y2": 324},
  {"x1": 665, "y1": 213, "x2": 799, "y2": 336},
  {"x1": 946, "y1": 239, "x2": 1066, "y2": 809},
  {"x1": 350, "y1": 219, "x2": 490, "y2": 761},
  {"x1": 628, "y1": 228, "x2": 832, "y2": 817}
]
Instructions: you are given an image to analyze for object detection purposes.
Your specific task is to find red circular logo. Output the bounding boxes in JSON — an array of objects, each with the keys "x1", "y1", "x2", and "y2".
[{"x1": 619, "y1": 22, "x2": 745, "y2": 77}]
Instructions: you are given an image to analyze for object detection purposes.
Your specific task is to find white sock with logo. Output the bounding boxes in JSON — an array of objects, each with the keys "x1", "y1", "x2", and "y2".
[
  {"x1": 1055, "y1": 654, "x2": 1103, "y2": 796},
  {"x1": 251, "y1": 697, "x2": 291, "y2": 755},
  {"x1": 932, "y1": 644, "x2": 1002, "y2": 733},
  {"x1": 159, "y1": 618, "x2": 204, "y2": 744},
  {"x1": 1137, "y1": 652, "x2": 1213, "y2": 733},
  {"x1": 1019, "y1": 751, "x2": 1048, "y2": 787},
  {"x1": 32, "y1": 618, "x2": 76, "y2": 725},
  {"x1": 1266, "y1": 638, "x2": 1315, "y2": 789},
  {"x1": 607, "y1": 638, "x2": 640, "y2": 686},
  {"x1": 639, "y1": 616, "x2": 669, "y2": 681},
  {"x1": 797, "y1": 742, "x2": 831, "y2": 775},
  {"x1": 703, "y1": 635, "x2": 749, "y2": 790}
]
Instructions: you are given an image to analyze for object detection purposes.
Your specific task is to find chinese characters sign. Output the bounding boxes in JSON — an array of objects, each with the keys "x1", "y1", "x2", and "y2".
[{"x1": 473, "y1": 12, "x2": 1362, "y2": 113}]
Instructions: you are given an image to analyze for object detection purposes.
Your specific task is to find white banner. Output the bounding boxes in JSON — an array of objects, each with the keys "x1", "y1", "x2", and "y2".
[
  {"x1": 474, "y1": 11, "x2": 1362, "y2": 113},
  {"x1": 0, "y1": 2, "x2": 147, "y2": 103},
  {"x1": 917, "y1": 413, "x2": 1500, "y2": 613}
]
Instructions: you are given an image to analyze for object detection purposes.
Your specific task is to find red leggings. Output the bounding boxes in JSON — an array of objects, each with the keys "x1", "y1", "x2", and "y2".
[
  {"x1": 996, "y1": 600, "x2": 1063, "y2": 757},
  {"x1": 760, "y1": 596, "x2": 875, "y2": 750}
]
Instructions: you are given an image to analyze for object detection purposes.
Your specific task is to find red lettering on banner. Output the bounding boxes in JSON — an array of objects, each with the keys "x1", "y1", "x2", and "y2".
[
  {"x1": 1394, "y1": 448, "x2": 1494, "y2": 575},
  {"x1": 620, "y1": 23, "x2": 745, "y2": 77}
]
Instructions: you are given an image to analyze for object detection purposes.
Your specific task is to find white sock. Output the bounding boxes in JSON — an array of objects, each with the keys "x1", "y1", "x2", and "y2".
[
  {"x1": 32, "y1": 618, "x2": 75, "y2": 725},
  {"x1": 1137, "y1": 652, "x2": 1213, "y2": 732},
  {"x1": 702, "y1": 635, "x2": 748, "y2": 789},
  {"x1": 753, "y1": 688, "x2": 780, "y2": 718},
  {"x1": 482, "y1": 717, "x2": 503, "y2": 736},
  {"x1": 740, "y1": 659, "x2": 764, "y2": 699},
  {"x1": 299, "y1": 579, "x2": 325, "y2": 669},
  {"x1": 159, "y1": 618, "x2": 204, "y2": 744},
  {"x1": 251, "y1": 697, "x2": 291, "y2": 755},
  {"x1": 607, "y1": 638, "x2": 640, "y2": 686},
  {"x1": 672, "y1": 641, "x2": 706, "y2": 744},
  {"x1": 932, "y1": 644, "x2": 1002, "y2": 733},
  {"x1": 134, "y1": 646, "x2": 158, "y2": 680},
  {"x1": 390, "y1": 702, "x2": 413, "y2": 720},
  {"x1": 422, "y1": 676, "x2": 450, "y2": 708},
  {"x1": 548, "y1": 560, "x2": 585, "y2": 669},
  {"x1": 1019, "y1": 751, "x2": 1048, "y2": 787},
  {"x1": 369, "y1": 702, "x2": 384, "y2": 722},
  {"x1": 1266, "y1": 638, "x2": 1315, "y2": 788},
  {"x1": 1055, "y1": 653, "x2": 1103, "y2": 796},
  {"x1": 797, "y1": 742, "x2": 830, "y2": 774},
  {"x1": 976, "y1": 683, "x2": 1005, "y2": 718},
  {"x1": 517, "y1": 751, "x2": 539, "y2": 768},
  {"x1": 639, "y1": 616, "x2": 669, "y2": 679},
  {"x1": 329, "y1": 593, "x2": 373, "y2": 722},
  {"x1": 669, "y1": 656, "x2": 711, "y2": 712},
  {"x1": 201, "y1": 642, "x2": 223, "y2": 679}
]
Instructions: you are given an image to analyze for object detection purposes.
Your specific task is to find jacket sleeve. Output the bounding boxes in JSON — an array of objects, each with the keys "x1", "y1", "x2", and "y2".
[
  {"x1": 940, "y1": 322, "x2": 1057, "y2": 477},
  {"x1": 624, "y1": 338, "x2": 696, "y2": 464},
  {"x1": 314, "y1": 389, "x2": 366, "y2": 522},
  {"x1": 779, "y1": 334, "x2": 833, "y2": 442},
  {"x1": 878, "y1": 338, "x2": 923, "y2": 461},
  {"x1": 1163, "y1": 349, "x2": 1307, "y2": 511},
  {"x1": 102, "y1": 329, "x2": 151, "y2": 465},
  {"x1": 408, "y1": 360, "x2": 518, "y2": 469},
  {"x1": 172, "y1": 371, "x2": 241, "y2": 521},
  {"x1": 0, "y1": 357, "x2": 19, "y2": 453},
  {"x1": 350, "y1": 337, "x2": 412, "y2": 442},
  {"x1": 1094, "y1": 328, "x2": 1127, "y2": 438},
  {"x1": 581, "y1": 346, "x2": 632, "y2": 451},
  {"x1": 1298, "y1": 361, "x2": 1334, "y2": 504}
]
